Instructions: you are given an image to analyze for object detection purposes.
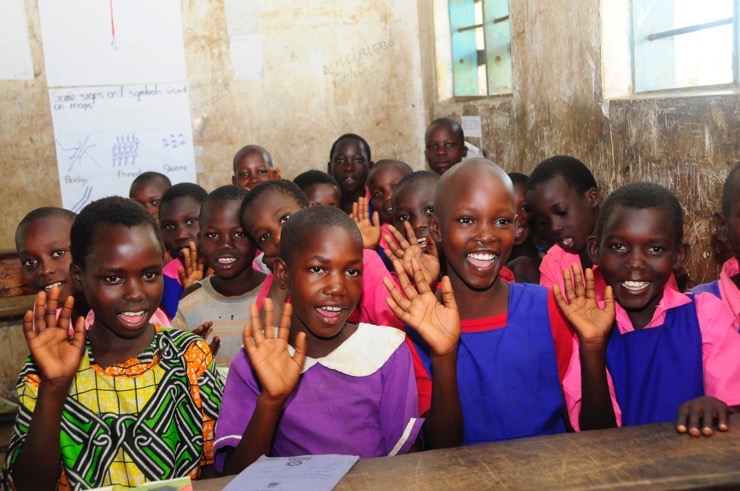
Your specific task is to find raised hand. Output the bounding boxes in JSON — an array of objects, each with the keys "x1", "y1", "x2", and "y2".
[
  {"x1": 676, "y1": 396, "x2": 729, "y2": 437},
  {"x1": 178, "y1": 241, "x2": 208, "y2": 289},
  {"x1": 553, "y1": 265, "x2": 615, "y2": 343},
  {"x1": 268, "y1": 167, "x2": 282, "y2": 181},
  {"x1": 244, "y1": 299, "x2": 306, "y2": 403},
  {"x1": 383, "y1": 258, "x2": 460, "y2": 357},
  {"x1": 384, "y1": 222, "x2": 440, "y2": 286},
  {"x1": 192, "y1": 321, "x2": 221, "y2": 357},
  {"x1": 23, "y1": 287, "x2": 86, "y2": 385},
  {"x1": 350, "y1": 197, "x2": 381, "y2": 249}
]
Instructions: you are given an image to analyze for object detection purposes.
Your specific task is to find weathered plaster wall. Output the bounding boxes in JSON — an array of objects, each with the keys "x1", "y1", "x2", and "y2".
[
  {"x1": 0, "y1": 0, "x2": 429, "y2": 249},
  {"x1": 423, "y1": 0, "x2": 739, "y2": 285}
]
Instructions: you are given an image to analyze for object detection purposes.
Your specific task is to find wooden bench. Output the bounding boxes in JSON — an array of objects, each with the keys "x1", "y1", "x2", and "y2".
[{"x1": 0, "y1": 249, "x2": 35, "y2": 320}]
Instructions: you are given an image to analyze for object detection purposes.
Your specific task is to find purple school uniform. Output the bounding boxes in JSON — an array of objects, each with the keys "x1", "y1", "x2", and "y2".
[{"x1": 214, "y1": 324, "x2": 422, "y2": 470}]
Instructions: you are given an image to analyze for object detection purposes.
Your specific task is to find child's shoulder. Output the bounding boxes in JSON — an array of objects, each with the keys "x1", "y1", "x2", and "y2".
[
  {"x1": 316, "y1": 324, "x2": 407, "y2": 377},
  {"x1": 156, "y1": 326, "x2": 211, "y2": 357}
]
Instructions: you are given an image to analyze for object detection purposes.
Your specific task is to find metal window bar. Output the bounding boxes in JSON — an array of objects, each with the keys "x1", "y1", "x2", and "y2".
[
  {"x1": 647, "y1": 17, "x2": 732, "y2": 40},
  {"x1": 457, "y1": 15, "x2": 510, "y2": 33}
]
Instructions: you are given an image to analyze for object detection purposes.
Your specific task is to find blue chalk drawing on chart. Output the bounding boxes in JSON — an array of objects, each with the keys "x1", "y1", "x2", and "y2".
[
  {"x1": 57, "y1": 136, "x2": 99, "y2": 173},
  {"x1": 112, "y1": 134, "x2": 140, "y2": 167},
  {"x1": 162, "y1": 133, "x2": 187, "y2": 149},
  {"x1": 71, "y1": 186, "x2": 93, "y2": 213}
]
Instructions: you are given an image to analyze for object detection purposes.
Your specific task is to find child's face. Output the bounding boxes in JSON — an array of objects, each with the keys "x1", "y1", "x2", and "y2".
[
  {"x1": 130, "y1": 179, "x2": 168, "y2": 221},
  {"x1": 425, "y1": 123, "x2": 467, "y2": 175},
  {"x1": 590, "y1": 206, "x2": 687, "y2": 320},
  {"x1": 527, "y1": 175, "x2": 598, "y2": 255},
  {"x1": 368, "y1": 165, "x2": 409, "y2": 225},
  {"x1": 304, "y1": 183, "x2": 341, "y2": 209},
  {"x1": 158, "y1": 196, "x2": 201, "y2": 260},
  {"x1": 512, "y1": 182, "x2": 532, "y2": 246},
  {"x1": 430, "y1": 169, "x2": 515, "y2": 291},
  {"x1": 392, "y1": 183, "x2": 435, "y2": 252},
  {"x1": 242, "y1": 190, "x2": 304, "y2": 269},
  {"x1": 328, "y1": 139, "x2": 370, "y2": 195},
  {"x1": 73, "y1": 224, "x2": 163, "y2": 339},
  {"x1": 16, "y1": 216, "x2": 75, "y2": 302},
  {"x1": 275, "y1": 227, "x2": 363, "y2": 339},
  {"x1": 233, "y1": 151, "x2": 271, "y2": 191},
  {"x1": 200, "y1": 201, "x2": 256, "y2": 280}
]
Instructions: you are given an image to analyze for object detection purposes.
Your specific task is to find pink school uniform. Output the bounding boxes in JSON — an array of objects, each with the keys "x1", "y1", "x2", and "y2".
[
  {"x1": 563, "y1": 273, "x2": 740, "y2": 430},
  {"x1": 692, "y1": 257, "x2": 740, "y2": 331},
  {"x1": 213, "y1": 324, "x2": 423, "y2": 469},
  {"x1": 539, "y1": 245, "x2": 581, "y2": 291}
]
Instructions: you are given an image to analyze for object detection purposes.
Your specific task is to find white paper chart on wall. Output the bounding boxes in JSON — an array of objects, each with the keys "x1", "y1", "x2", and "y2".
[{"x1": 50, "y1": 84, "x2": 196, "y2": 212}]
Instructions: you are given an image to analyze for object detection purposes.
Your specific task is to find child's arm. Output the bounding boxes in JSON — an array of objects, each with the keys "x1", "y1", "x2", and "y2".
[
  {"x1": 383, "y1": 222, "x2": 441, "y2": 287},
  {"x1": 676, "y1": 396, "x2": 730, "y2": 437},
  {"x1": 553, "y1": 265, "x2": 617, "y2": 430},
  {"x1": 350, "y1": 197, "x2": 381, "y2": 250},
  {"x1": 384, "y1": 259, "x2": 462, "y2": 448},
  {"x1": 10, "y1": 288, "x2": 86, "y2": 490},
  {"x1": 221, "y1": 299, "x2": 306, "y2": 474}
]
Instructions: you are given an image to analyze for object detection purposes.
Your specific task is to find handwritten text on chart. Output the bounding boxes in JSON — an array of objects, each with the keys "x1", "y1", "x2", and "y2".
[
  {"x1": 323, "y1": 40, "x2": 395, "y2": 88},
  {"x1": 51, "y1": 84, "x2": 188, "y2": 111}
]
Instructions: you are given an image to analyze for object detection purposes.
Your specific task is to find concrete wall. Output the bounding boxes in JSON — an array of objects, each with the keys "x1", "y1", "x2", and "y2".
[
  {"x1": 0, "y1": 0, "x2": 430, "y2": 249},
  {"x1": 421, "y1": 0, "x2": 739, "y2": 285}
]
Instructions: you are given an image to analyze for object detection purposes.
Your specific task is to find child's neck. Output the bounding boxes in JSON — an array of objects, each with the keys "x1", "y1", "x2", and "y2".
[
  {"x1": 340, "y1": 190, "x2": 364, "y2": 214},
  {"x1": 624, "y1": 295, "x2": 662, "y2": 331},
  {"x1": 88, "y1": 322, "x2": 156, "y2": 368},
  {"x1": 450, "y1": 274, "x2": 510, "y2": 320},
  {"x1": 210, "y1": 267, "x2": 266, "y2": 297},
  {"x1": 291, "y1": 321, "x2": 358, "y2": 359}
]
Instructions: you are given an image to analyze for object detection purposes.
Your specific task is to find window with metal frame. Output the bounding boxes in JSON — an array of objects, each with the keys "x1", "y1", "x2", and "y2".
[
  {"x1": 631, "y1": 0, "x2": 738, "y2": 92},
  {"x1": 449, "y1": 0, "x2": 513, "y2": 96}
]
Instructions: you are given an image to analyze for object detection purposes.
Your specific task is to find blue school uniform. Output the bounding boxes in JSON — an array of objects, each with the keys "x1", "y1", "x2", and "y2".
[
  {"x1": 606, "y1": 299, "x2": 704, "y2": 426},
  {"x1": 408, "y1": 282, "x2": 566, "y2": 444}
]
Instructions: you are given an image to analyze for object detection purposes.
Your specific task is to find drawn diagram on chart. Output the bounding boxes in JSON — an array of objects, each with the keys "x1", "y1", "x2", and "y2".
[
  {"x1": 57, "y1": 135, "x2": 100, "y2": 173},
  {"x1": 38, "y1": 0, "x2": 186, "y2": 86},
  {"x1": 49, "y1": 83, "x2": 197, "y2": 211},
  {"x1": 112, "y1": 134, "x2": 139, "y2": 166}
]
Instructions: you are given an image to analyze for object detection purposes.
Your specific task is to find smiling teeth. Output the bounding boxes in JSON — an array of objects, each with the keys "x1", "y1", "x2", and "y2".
[
  {"x1": 467, "y1": 252, "x2": 495, "y2": 261},
  {"x1": 217, "y1": 257, "x2": 236, "y2": 264},
  {"x1": 44, "y1": 282, "x2": 63, "y2": 291},
  {"x1": 561, "y1": 238, "x2": 573, "y2": 247},
  {"x1": 622, "y1": 281, "x2": 650, "y2": 291},
  {"x1": 120, "y1": 311, "x2": 145, "y2": 317},
  {"x1": 320, "y1": 306, "x2": 342, "y2": 312}
]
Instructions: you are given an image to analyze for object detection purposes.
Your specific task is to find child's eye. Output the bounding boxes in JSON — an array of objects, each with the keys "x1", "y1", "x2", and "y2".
[
  {"x1": 152, "y1": 199, "x2": 161, "y2": 206},
  {"x1": 446, "y1": 142, "x2": 456, "y2": 148},
  {"x1": 105, "y1": 276, "x2": 123, "y2": 284},
  {"x1": 258, "y1": 233, "x2": 270, "y2": 243},
  {"x1": 373, "y1": 191, "x2": 383, "y2": 199},
  {"x1": 608, "y1": 243, "x2": 626, "y2": 252},
  {"x1": 521, "y1": 204, "x2": 530, "y2": 212},
  {"x1": 346, "y1": 269, "x2": 361, "y2": 277},
  {"x1": 143, "y1": 272, "x2": 158, "y2": 280},
  {"x1": 162, "y1": 223, "x2": 175, "y2": 231},
  {"x1": 235, "y1": 231, "x2": 247, "y2": 238},
  {"x1": 457, "y1": 216, "x2": 473, "y2": 224},
  {"x1": 52, "y1": 249, "x2": 68, "y2": 259},
  {"x1": 495, "y1": 218, "x2": 513, "y2": 227},
  {"x1": 398, "y1": 213, "x2": 410, "y2": 222},
  {"x1": 555, "y1": 209, "x2": 568, "y2": 217},
  {"x1": 257, "y1": 169, "x2": 268, "y2": 175},
  {"x1": 647, "y1": 245, "x2": 666, "y2": 254},
  {"x1": 279, "y1": 214, "x2": 291, "y2": 224},
  {"x1": 537, "y1": 217, "x2": 549, "y2": 226},
  {"x1": 424, "y1": 206, "x2": 434, "y2": 215},
  {"x1": 426, "y1": 144, "x2": 438, "y2": 151},
  {"x1": 239, "y1": 171, "x2": 250, "y2": 177},
  {"x1": 21, "y1": 258, "x2": 37, "y2": 268},
  {"x1": 309, "y1": 266, "x2": 324, "y2": 274},
  {"x1": 205, "y1": 232, "x2": 217, "y2": 239},
  {"x1": 186, "y1": 218, "x2": 198, "y2": 225}
]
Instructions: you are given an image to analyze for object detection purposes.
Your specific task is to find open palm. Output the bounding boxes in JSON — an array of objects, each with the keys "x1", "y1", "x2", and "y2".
[
  {"x1": 350, "y1": 197, "x2": 381, "y2": 249},
  {"x1": 384, "y1": 222, "x2": 440, "y2": 285},
  {"x1": 553, "y1": 265, "x2": 615, "y2": 342}
]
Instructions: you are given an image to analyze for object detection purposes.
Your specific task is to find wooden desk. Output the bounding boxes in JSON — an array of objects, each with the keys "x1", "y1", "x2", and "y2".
[{"x1": 194, "y1": 415, "x2": 740, "y2": 490}]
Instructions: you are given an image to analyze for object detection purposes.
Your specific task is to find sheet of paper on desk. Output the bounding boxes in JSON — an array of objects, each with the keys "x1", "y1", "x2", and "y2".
[{"x1": 224, "y1": 454, "x2": 359, "y2": 491}]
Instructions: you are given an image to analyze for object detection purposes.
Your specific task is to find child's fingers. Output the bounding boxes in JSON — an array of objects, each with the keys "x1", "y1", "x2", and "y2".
[
  {"x1": 552, "y1": 284, "x2": 567, "y2": 309},
  {"x1": 426, "y1": 233, "x2": 439, "y2": 258},
  {"x1": 561, "y1": 268, "x2": 576, "y2": 303},
  {"x1": 371, "y1": 211, "x2": 380, "y2": 227},
  {"x1": 262, "y1": 298, "x2": 275, "y2": 334},
  {"x1": 439, "y1": 276, "x2": 458, "y2": 312},
  {"x1": 182, "y1": 247, "x2": 192, "y2": 271},
  {"x1": 247, "y1": 304, "x2": 266, "y2": 346},
  {"x1": 384, "y1": 235, "x2": 404, "y2": 259},
  {"x1": 410, "y1": 258, "x2": 432, "y2": 294},
  {"x1": 394, "y1": 260, "x2": 421, "y2": 300},
  {"x1": 276, "y1": 303, "x2": 293, "y2": 340},
  {"x1": 292, "y1": 331, "x2": 307, "y2": 368},
  {"x1": 717, "y1": 406, "x2": 729, "y2": 432},
  {"x1": 403, "y1": 221, "x2": 419, "y2": 245},
  {"x1": 385, "y1": 296, "x2": 410, "y2": 324},
  {"x1": 687, "y1": 408, "x2": 702, "y2": 437},
  {"x1": 571, "y1": 264, "x2": 586, "y2": 299},
  {"x1": 383, "y1": 277, "x2": 411, "y2": 312},
  {"x1": 69, "y1": 316, "x2": 86, "y2": 348},
  {"x1": 701, "y1": 406, "x2": 715, "y2": 436},
  {"x1": 22, "y1": 310, "x2": 37, "y2": 341},
  {"x1": 209, "y1": 336, "x2": 221, "y2": 357},
  {"x1": 584, "y1": 268, "x2": 596, "y2": 300},
  {"x1": 45, "y1": 286, "x2": 60, "y2": 328},
  {"x1": 603, "y1": 285, "x2": 616, "y2": 316},
  {"x1": 676, "y1": 402, "x2": 690, "y2": 433},
  {"x1": 57, "y1": 295, "x2": 75, "y2": 334},
  {"x1": 32, "y1": 291, "x2": 48, "y2": 332}
]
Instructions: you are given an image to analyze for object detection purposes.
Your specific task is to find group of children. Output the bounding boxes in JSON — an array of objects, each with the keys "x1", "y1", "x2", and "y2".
[{"x1": 5, "y1": 117, "x2": 739, "y2": 490}]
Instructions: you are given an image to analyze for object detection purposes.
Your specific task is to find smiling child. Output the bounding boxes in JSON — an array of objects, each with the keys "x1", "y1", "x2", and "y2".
[
  {"x1": 5, "y1": 197, "x2": 222, "y2": 490},
  {"x1": 424, "y1": 118, "x2": 467, "y2": 175},
  {"x1": 232, "y1": 145, "x2": 278, "y2": 191},
  {"x1": 215, "y1": 206, "x2": 422, "y2": 474},
  {"x1": 557, "y1": 182, "x2": 740, "y2": 435},
  {"x1": 327, "y1": 133, "x2": 373, "y2": 214}
]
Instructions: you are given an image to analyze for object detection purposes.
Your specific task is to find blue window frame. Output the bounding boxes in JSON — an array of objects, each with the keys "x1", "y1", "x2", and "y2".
[{"x1": 449, "y1": 0, "x2": 513, "y2": 96}]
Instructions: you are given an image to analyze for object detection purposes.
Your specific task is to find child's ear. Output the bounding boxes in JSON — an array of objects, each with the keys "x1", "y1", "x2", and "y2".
[
  {"x1": 428, "y1": 213, "x2": 443, "y2": 245},
  {"x1": 461, "y1": 143, "x2": 468, "y2": 158},
  {"x1": 274, "y1": 258, "x2": 289, "y2": 290},
  {"x1": 70, "y1": 263, "x2": 84, "y2": 291},
  {"x1": 586, "y1": 236, "x2": 600, "y2": 265},
  {"x1": 231, "y1": 175, "x2": 237, "y2": 186},
  {"x1": 713, "y1": 212, "x2": 728, "y2": 242},
  {"x1": 674, "y1": 242, "x2": 690, "y2": 271},
  {"x1": 586, "y1": 187, "x2": 600, "y2": 208}
]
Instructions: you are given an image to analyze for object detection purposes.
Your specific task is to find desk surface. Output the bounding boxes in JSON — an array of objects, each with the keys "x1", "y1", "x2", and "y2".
[{"x1": 195, "y1": 415, "x2": 740, "y2": 490}]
